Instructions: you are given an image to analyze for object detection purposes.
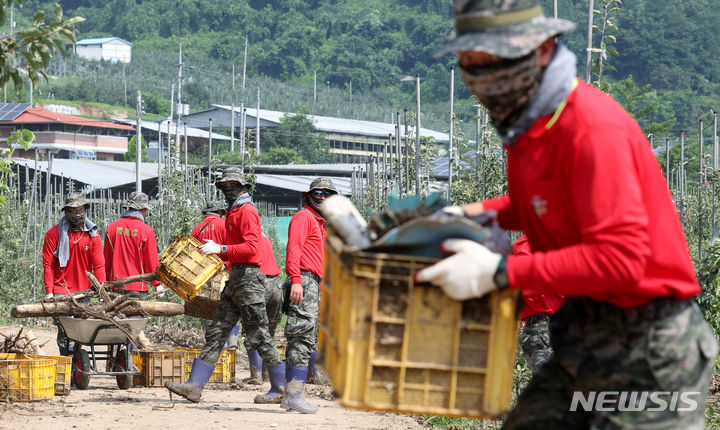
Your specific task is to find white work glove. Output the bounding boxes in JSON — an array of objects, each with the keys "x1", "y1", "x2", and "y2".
[
  {"x1": 415, "y1": 239, "x2": 502, "y2": 301},
  {"x1": 442, "y1": 205, "x2": 466, "y2": 217},
  {"x1": 156, "y1": 284, "x2": 166, "y2": 299},
  {"x1": 199, "y1": 239, "x2": 222, "y2": 255},
  {"x1": 45, "y1": 293, "x2": 54, "y2": 299}
]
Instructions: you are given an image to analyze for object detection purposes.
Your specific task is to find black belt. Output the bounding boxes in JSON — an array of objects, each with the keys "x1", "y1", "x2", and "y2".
[
  {"x1": 560, "y1": 296, "x2": 693, "y2": 324},
  {"x1": 231, "y1": 263, "x2": 259, "y2": 270},
  {"x1": 301, "y1": 270, "x2": 321, "y2": 283}
]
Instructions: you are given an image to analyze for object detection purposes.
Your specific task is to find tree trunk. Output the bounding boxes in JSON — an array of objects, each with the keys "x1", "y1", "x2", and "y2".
[{"x1": 11, "y1": 301, "x2": 184, "y2": 318}]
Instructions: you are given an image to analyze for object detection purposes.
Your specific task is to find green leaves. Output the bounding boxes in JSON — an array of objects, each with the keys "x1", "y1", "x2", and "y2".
[{"x1": 0, "y1": 1, "x2": 85, "y2": 91}]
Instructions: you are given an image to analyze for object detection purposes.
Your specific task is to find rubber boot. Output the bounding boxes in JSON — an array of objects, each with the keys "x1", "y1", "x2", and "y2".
[
  {"x1": 224, "y1": 326, "x2": 240, "y2": 348},
  {"x1": 165, "y1": 358, "x2": 214, "y2": 403},
  {"x1": 281, "y1": 364, "x2": 317, "y2": 414},
  {"x1": 254, "y1": 363, "x2": 285, "y2": 404},
  {"x1": 306, "y1": 351, "x2": 319, "y2": 385},
  {"x1": 241, "y1": 349, "x2": 263, "y2": 385}
]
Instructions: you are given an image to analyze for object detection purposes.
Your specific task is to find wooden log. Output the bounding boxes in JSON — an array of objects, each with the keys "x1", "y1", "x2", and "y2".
[
  {"x1": 11, "y1": 301, "x2": 184, "y2": 318},
  {"x1": 103, "y1": 273, "x2": 158, "y2": 291}
]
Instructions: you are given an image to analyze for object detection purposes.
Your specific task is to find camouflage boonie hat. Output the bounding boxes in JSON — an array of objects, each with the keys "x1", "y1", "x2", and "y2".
[
  {"x1": 61, "y1": 192, "x2": 89, "y2": 212},
  {"x1": 215, "y1": 166, "x2": 251, "y2": 188},
  {"x1": 432, "y1": 0, "x2": 576, "y2": 60},
  {"x1": 125, "y1": 191, "x2": 152, "y2": 210},
  {"x1": 202, "y1": 200, "x2": 226, "y2": 214},
  {"x1": 308, "y1": 177, "x2": 337, "y2": 194}
]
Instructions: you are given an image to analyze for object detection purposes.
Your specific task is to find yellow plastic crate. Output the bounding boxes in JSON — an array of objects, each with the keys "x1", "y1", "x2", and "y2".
[
  {"x1": 136, "y1": 350, "x2": 186, "y2": 387},
  {"x1": 184, "y1": 269, "x2": 230, "y2": 319},
  {"x1": 178, "y1": 347, "x2": 235, "y2": 383},
  {"x1": 0, "y1": 354, "x2": 71, "y2": 396},
  {"x1": 0, "y1": 354, "x2": 56, "y2": 402},
  {"x1": 318, "y1": 236, "x2": 519, "y2": 418},
  {"x1": 157, "y1": 235, "x2": 224, "y2": 301},
  {"x1": 44, "y1": 355, "x2": 71, "y2": 396},
  {"x1": 132, "y1": 350, "x2": 144, "y2": 386}
]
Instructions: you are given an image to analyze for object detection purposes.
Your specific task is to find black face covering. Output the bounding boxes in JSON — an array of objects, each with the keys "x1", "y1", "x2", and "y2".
[
  {"x1": 66, "y1": 210, "x2": 86, "y2": 231},
  {"x1": 220, "y1": 183, "x2": 247, "y2": 206}
]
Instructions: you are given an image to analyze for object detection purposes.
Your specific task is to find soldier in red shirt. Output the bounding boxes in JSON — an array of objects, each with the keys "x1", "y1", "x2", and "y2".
[
  {"x1": 281, "y1": 177, "x2": 337, "y2": 414},
  {"x1": 166, "y1": 167, "x2": 284, "y2": 405},
  {"x1": 42, "y1": 192, "x2": 105, "y2": 355},
  {"x1": 420, "y1": 1, "x2": 717, "y2": 428},
  {"x1": 104, "y1": 191, "x2": 162, "y2": 299}
]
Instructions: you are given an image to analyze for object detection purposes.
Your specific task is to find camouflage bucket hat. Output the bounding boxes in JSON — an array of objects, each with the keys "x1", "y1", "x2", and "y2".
[
  {"x1": 203, "y1": 200, "x2": 226, "y2": 214},
  {"x1": 215, "y1": 166, "x2": 251, "y2": 188},
  {"x1": 432, "y1": 0, "x2": 576, "y2": 60},
  {"x1": 309, "y1": 177, "x2": 337, "y2": 194},
  {"x1": 61, "y1": 192, "x2": 89, "y2": 212},
  {"x1": 125, "y1": 191, "x2": 152, "y2": 210}
]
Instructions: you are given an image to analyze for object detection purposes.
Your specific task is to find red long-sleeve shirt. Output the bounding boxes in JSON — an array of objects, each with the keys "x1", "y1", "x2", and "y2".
[
  {"x1": 220, "y1": 203, "x2": 262, "y2": 266},
  {"x1": 192, "y1": 214, "x2": 226, "y2": 244},
  {"x1": 286, "y1": 206, "x2": 326, "y2": 284},
  {"x1": 513, "y1": 235, "x2": 565, "y2": 320},
  {"x1": 192, "y1": 214, "x2": 231, "y2": 271},
  {"x1": 104, "y1": 216, "x2": 160, "y2": 291},
  {"x1": 260, "y1": 232, "x2": 280, "y2": 277},
  {"x1": 484, "y1": 80, "x2": 699, "y2": 308},
  {"x1": 43, "y1": 224, "x2": 106, "y2": 295}
]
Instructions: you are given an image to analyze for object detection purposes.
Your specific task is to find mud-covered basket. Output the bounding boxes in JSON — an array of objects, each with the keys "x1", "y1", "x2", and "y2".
[
  {"x1": 184, "y1": 269, "x2": 230, "y2": 319},
  {"x1": 157, "y1": 235, "x2": 224, "y2": 301}
]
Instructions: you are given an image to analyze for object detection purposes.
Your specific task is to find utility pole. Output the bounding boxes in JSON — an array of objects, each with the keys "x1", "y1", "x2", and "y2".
[
  {"x1": 699, "y1": 118, "x2": 704, "y2": 259},
  {"x1": 256, "y1": 87, "x2": 260, "y2": 155},
  {"x1": 208, "y1": 119, "x2": 213, "y2": 198},
  {"x1": 175, "y1": 43, "x2": 183, "y2": 166},
  {"x1": 714, "y1": 111, "x2": 719, "y2": 241},
  {"x1": 415, "y1": 75, "x2": 421, "y2": 197},
  {"x1": 231, "y1": 64, "x2": 235, "y2": 152},
  {"x1": 585, "y1": 0, "x2": 594, "y2": 83},
  {"x1": 313, "y1": 71, "x2": 317, "y2": 106},
  {"x1": 157, "y1": 121, "x2": 163, "y2": 191},
  {"x1": 448, "y1": 66, "x2": 455, "y2": 201},
  {"x1": 123, "y1": 63, "x2": 127, "y2": 107},
  {"x1": 135, "y1": 91, "x2": 142, "y2": 192},
  {"x1": 242, "y1": 36, "x2": 248, "y2": 92},
  {"x1": 553, "y1": 0, "x2": 558, "y2": 18},
  {"x1": 395, "y1": 111, "x2": 402, "y2": 197}
]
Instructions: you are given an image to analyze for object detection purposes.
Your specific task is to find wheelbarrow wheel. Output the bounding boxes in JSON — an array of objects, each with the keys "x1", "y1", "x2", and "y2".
[
  {"x1": 72, "y1": 349, "x2": 90, "y2": 390},
  {"x1": 115, "y1": 348, "x2": 132, "y2": 389}
]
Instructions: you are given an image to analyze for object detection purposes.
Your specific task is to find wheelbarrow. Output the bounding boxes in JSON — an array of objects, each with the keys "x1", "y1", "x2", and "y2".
[{"x1": 57, "y1": 315, "x2": 149, "y2": 390}]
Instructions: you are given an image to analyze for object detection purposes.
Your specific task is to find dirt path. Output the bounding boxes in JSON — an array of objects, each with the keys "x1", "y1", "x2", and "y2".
[{"x1": 0, "y1": 325, "x2": 425, "y2": 430}]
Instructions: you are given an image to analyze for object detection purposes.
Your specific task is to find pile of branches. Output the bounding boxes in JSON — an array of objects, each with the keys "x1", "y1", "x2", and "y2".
[
  {"x1": 10, "y1": 273, "x2": 184, "y2": 345},
  {"x1": 145, "y1": 323, "x2": 205, "y2": 350},
  {"x1": 0, "y1": 327, "x2": 47, "y2": 354}
]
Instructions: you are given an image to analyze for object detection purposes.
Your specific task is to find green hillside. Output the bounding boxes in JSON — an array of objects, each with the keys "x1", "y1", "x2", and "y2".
[{"x1": 11, "y1": 0, "x2": 720, "y2": 138}]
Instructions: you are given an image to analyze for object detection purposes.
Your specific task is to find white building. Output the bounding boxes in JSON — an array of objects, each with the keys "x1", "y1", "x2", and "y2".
[{"x1": 74, "y1": 37, "x2": 132, "y2": 63}]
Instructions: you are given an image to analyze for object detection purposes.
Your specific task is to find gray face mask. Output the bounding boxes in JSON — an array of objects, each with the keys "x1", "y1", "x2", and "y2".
[
  {"x1": 66, "y1": 210, "x2": 86, "y2": 231},
  {"x1": 220, "y1": 182, "x2": 247, "y2": 206},
  {"x1": 459, "y1": 51, "x2": 544, "y2": 133}
]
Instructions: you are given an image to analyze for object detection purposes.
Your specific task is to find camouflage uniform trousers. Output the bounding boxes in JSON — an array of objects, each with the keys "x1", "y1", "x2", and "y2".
[
  {"x1": 242, "y1": 274, "x2": 283, "y2": 352},
  {"x1": 519, "y1": 313, "x2": 553, "y2": 375},
  {"x1": 283, "y1": 272, "x2": 320, "y2": 368},
  {"x1": 200, "y1": 264, "x2": 282, "y2": 366},
  {"x1": 502, "y1": 297, "x2": 718, "y2": 430}
]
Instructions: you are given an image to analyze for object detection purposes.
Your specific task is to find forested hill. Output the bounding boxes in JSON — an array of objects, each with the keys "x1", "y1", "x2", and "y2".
[{"x1": 17, "y1": 0, "x2": 720, "y2": 133}]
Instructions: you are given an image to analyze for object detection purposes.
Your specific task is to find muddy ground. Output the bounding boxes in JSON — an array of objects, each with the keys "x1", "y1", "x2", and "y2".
[{"x1": 0, "y1": 324, "x2": 425, "y2": 430}]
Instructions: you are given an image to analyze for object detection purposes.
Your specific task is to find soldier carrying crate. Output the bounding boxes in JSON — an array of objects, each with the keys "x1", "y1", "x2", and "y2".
[
  {"x1": 165, "y1": 167, "x2": 285, "y2": 405},
  {"x1": 420, "y1": 1, "x2": 718, "y2": 428}
]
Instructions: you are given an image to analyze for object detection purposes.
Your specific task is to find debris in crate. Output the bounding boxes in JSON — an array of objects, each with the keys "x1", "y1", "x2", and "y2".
[
  {"x1": 321, "y1": 191, "x2": 511, "y2": 259},
  {"x1": 320, "y1": 194, "x2": 374, "y2": 248},
  {"x1": 0, "y1": 327, "x2": 48, "y2": 354}
]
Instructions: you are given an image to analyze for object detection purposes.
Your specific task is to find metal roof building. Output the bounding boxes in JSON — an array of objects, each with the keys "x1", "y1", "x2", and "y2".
[{"x1": 183, "y1": 106, "x2": 450, "y2": 163}]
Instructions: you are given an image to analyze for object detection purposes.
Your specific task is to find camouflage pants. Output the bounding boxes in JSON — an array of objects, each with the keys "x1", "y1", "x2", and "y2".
[
  {"x1": 242, "y1": 275, "x2": 283, "y2": 352},
  {"x1": 200, "y1": 264, "x2": 281, "y2": 366},
  {"x1": 502, "y1": 298, "x2": 718, "y2": 430},
  {"x1": 519, "y1": 313, "x2": 553, "y2": 375},
  {"x1": 283, "y1": 273, "x2": 320, "y2": 367}
]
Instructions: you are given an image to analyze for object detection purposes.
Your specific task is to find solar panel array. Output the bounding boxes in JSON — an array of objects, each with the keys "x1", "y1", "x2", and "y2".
[{"x1": 0, "y1": 103, "x2": 31, "y2": 121}]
